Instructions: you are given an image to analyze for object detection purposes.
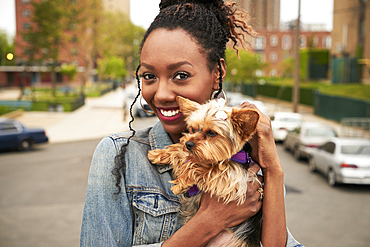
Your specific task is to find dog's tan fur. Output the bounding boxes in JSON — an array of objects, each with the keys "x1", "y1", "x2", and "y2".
[{"x1": 148, "y1": 96, "x2": 262, "y2": 247}]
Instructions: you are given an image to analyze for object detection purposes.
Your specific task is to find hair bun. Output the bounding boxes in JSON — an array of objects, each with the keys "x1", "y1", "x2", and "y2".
[{"x1": 159, "y1": 0, "x2": 223, "y2": 10}]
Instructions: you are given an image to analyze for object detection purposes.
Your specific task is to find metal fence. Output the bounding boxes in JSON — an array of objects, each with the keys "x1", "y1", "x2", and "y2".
[{"x1": 340, "y1": 118, "x2": 370, "y2": 139}]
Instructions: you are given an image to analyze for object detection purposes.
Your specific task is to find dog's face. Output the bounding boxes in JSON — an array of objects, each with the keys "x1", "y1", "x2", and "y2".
[{"x1": 176, "y1": 96, "x2": 259, "y2": 163}]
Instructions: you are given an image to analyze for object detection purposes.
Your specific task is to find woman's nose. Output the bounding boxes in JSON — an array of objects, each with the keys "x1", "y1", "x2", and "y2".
[{"x1": 154, "y1": 81, "x2": 176, "y2": 103}]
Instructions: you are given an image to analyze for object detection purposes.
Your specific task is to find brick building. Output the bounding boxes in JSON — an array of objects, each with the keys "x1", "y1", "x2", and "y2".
[
  {"x1": 248, "y1": 29, "x2": 332, "y2": 77},
  {"x1": 331, "y1": 0, "x2": 370, "y2": 83},
  {"x1": 234, "y1": 0, "x2": 280, "y2": 30}
]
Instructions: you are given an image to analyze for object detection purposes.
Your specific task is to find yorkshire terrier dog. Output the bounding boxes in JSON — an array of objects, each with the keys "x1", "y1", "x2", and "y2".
[{"x1": 148, "y1": 96, "x2": 263, "y2": 247}]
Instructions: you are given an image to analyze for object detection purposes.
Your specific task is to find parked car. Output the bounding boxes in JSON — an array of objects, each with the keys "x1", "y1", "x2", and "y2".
[
  {"x1": 0, "y1": 117, "x2": 49, "y2": 151},
  {"x1": 226, "y1": 91, "x2": 269, "y2": 116},
  {"x1": 309, "y1": 138, "x2": 370, "y2": 186},
  {"x1": 283, "y1": 122, "x2": 338, "y2": 160},
  {"x1": 125, "y1": 91, "x2": 155, "y2": 118},
  {"x1": 270, "y1": 112, "x2": 303, "y2": 142}
]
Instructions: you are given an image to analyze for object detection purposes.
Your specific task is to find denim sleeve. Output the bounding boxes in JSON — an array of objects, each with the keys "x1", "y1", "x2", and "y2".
[
  {"x1": 80, "y1": 137, "x2": 163, "y2": 247},
  {"x1": 286, "y1": 228, "x2": 304, "y2": 247}
]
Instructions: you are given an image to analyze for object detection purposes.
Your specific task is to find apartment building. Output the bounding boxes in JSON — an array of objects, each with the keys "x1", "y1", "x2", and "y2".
[
  {"x1": 234, "y1": 0, "x2": 280, "y2": 30},
  {"x1": 249, "y1": 29, "x2": 332, "y2": 77},
  {"x1": 331, "y1": 0, "x2": 370, "y2": 83}
]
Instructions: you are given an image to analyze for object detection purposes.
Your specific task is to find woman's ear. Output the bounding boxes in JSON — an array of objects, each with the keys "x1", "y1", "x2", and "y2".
[{"x1": 212, "y1": 58, "x2": 227, "y2": 90}]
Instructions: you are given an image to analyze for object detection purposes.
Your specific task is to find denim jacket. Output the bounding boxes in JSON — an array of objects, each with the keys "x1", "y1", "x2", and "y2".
[{"x1": 80, "y1": 121, "x2": 304, "y2": 247}]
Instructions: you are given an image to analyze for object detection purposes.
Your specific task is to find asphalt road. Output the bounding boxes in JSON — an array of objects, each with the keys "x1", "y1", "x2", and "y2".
[{"x1": 0, "y1": 116, "x2": 369, "y2": 247}]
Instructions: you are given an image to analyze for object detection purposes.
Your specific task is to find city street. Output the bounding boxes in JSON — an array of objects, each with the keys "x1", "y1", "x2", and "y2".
[{"x1": 1, "y1": 116, "x2": 370, "y2": 247}]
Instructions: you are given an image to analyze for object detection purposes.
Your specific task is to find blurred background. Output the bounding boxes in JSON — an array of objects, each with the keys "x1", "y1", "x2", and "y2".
[{"x1": 0, "y1": 0, "x2": 369, "y2": 246}]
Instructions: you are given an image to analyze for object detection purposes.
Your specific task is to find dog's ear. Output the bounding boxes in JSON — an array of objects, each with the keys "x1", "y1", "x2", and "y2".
[
  {"x1": 176, "y1": 96, "x2": 200, "y2": 116},
  {"x1": 230, "y1": 108, "x2": 260, "y2": 141}
]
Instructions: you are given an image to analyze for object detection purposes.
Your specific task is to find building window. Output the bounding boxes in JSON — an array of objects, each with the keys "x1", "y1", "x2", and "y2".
[
  {"x1": 323, "y1": 36, "x2": 332, "y2": 49},
  {"x1": 270, "y1": 52, "x2": 278, "y2": 63},
  {"x1": 255, "y1": 52, "x2": 265, "y2": 63},
  {"x1": 69, "y1": 23, "x2": 77, "y2": 30},
  {"x1": 282, "y1": 35, "x2": 292, "y2": 50},
  {"x1": 270, "y1": 69, "x2": 277, "y2": 77},
  {"x1": 71, "y1": 48, "x2": 79, "y2": 55},
  {"x1": 270, "y1": 35, "x2": 278, "y2": 47},
  {"x1": 255, "y1": 70, "x2": 263, "y2": 77},
  {"x1": 299, "y1": 35, "x2": 306, "y2": 48},
  {"x1": 23, "y1": 22, "x2": 31, "y2": 30},
  {"x1": 253, "y1": 36, "x2": 266, "y2": 50},
  {"x1": 22, "y1": 0, "x2": 30, "y2": 3},
  {"x1": 22, "y1": 9, "x2": 31, "y2": 17},
  {"x1": 70, "y1": 36, "x2": 78, "y2": 42},
  {"x1": 312, "y1": 36, "x2": 319, "y2": 47}
]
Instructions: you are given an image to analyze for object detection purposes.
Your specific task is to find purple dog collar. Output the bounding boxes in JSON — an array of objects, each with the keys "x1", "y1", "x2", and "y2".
[
  {"x1": 185, "y1": 185, "x2": 200, "y2": 197},
  {"x1": 230, "y1": 150, "x2": 254, "y2": 166}
]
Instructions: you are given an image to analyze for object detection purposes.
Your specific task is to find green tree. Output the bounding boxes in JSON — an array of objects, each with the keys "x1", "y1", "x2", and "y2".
[
  {"x1": 279, "y1": 57, "x2": 295, "y2": 78},
  {"x1": 98, "y1": 11, "x2": 145, "y2": 78},
  {"x1": 225, "y1": 48, "x2": 267, "y2": 91},
  {"x1": 22, "y1": 0, "x2": 84, "y2": 96},
  {"x1": 0, "y1": 30, "x2": 14, "y2": 66},
  {"x1": 60, "y1": 63, "x2": 78, "y2": 81},
  {"x1": 98, "y1": 56, "x2": 127, "y2": 81}
]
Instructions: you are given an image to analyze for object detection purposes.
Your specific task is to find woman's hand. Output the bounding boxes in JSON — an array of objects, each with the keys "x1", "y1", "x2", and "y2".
[
  {"x1": 240, "y1": 101, "x2": 282, "y2": 174},
  {"x1": 197, "y1": 163, "x2": 263, "y2": 229}
]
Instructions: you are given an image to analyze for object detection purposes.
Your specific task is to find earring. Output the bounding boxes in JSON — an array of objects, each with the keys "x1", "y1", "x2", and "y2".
[
  {"x1": 211, "y1": 89, "x2": 227, "y2": 104},
  {"x1": 140, "y1": 95, "x2": 155, "y2": 114}
]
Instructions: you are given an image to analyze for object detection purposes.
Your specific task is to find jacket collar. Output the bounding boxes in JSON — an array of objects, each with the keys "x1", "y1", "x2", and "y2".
[{"x1": 149, "y1": 121, "x2": 174, "y2": 174}]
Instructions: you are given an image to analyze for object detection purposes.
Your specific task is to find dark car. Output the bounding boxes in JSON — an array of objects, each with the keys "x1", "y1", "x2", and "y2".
[{"x1": 0, "y1": 117, "x2": 49, "y2": 151}]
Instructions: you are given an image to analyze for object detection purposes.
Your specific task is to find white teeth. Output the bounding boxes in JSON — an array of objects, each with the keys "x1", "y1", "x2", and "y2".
[{"x1": 160, "y1": 109, "x2": 180, "y2": 117}]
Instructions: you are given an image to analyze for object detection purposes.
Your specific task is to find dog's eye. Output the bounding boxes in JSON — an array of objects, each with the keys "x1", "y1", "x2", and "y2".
[
  {"x1": 206, "y1": 130, "x2": 218, "y2": 137},
  {"x1": 188, "y1": 127, "x2": 195, "y2": 134}
]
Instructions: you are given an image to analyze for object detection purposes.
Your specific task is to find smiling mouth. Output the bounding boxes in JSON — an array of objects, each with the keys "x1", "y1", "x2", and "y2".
[{"x1": 159, "y1": 109, "x2": 181, "y2": 117}]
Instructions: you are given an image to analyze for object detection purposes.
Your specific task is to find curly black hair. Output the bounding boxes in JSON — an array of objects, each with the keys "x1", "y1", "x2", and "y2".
[{"x1": 112, "y1": 0, "x2": 254, "y2": 194}]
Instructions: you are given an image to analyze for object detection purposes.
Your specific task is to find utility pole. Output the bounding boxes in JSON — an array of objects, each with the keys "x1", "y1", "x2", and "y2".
[{"x1": 293, "y1": 0, "x2": 301, "y2": 113}]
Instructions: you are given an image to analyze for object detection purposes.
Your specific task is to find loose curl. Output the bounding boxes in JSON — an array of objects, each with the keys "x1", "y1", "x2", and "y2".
[{"x1": 112, "y1": 0, "x2": 254, "y2": 194}]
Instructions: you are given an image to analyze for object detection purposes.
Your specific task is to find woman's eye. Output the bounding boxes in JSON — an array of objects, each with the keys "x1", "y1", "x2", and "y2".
[
  {"x1": 206, "y1": 130, "x2": 217, "y2": 137},
  {"x1": 174, "y1": 72, "x2": 189, "y2": 80},
  {"x1": 142, "y1": 73, "x2": 156, "y2": 80}
]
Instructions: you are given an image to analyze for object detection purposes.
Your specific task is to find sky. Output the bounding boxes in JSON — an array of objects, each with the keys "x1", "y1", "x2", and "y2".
[{"x1": 0, "y1": 0, "x2": 334, "y2": 39}]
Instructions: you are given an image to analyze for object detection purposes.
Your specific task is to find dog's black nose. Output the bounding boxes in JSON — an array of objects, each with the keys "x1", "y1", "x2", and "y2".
[{"x1": 185, "y1": 141, "x2": 195, "y2": 150}]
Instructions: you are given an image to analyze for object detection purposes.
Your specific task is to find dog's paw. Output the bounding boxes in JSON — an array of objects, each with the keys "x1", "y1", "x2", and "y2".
[{"x1": 148, "y1": 149, "x2": 172, "y2": 165}]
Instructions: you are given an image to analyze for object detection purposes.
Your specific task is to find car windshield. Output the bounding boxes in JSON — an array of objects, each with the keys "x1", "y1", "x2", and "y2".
[
  {"x1": 341, "y1": 145, "x2": 370, "y2": 155},
  {"x1": 280, "y1": 118, "x2": 301, "y2": 123},
  {"x1": 305, "y1": 128, "x2": 337, "y2": 137}
]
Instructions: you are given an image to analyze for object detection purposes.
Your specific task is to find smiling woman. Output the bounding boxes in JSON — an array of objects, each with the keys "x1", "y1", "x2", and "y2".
[{"x1": 80, "y1": 1, "x2": 304, "y2": 247}]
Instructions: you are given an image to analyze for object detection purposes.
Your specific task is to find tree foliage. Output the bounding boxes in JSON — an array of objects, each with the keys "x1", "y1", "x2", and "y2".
[
  {"x1": 98, "y1": 56, "x2": 126, "y2": 81},
  {"x1": 98, "y1": 11, "x2": 145, "y2": 77},
  {"x1": 60, "y1": 63, "x2": 78, "y2": 81},
  {"x1": 0, "y1": 30, "x2": 14, "y2": 66},
  {"x1": 225, "y1": 48, "x2": 267, "y2": 90}
]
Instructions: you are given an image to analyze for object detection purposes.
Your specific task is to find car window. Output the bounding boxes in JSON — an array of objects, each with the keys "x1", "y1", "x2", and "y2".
[
  {"x1": 323, "y1": 142, "x2": 335, "y2": 154},
  {"x1": 280, "y1": 118, "x2": 301, "y2": 123},
  {"x1": 0, "y1": 122, "x2": 19, "y2": 133},
  {"x1": 341, "y1": 145, "x2": 370, "y2": 155},
  {"x1": 305, "y1": 128, "x2": 337, "y2": 137}
]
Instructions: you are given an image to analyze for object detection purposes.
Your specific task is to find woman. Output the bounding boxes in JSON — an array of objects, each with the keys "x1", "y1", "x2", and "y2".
[{"x1": 80, "y1": 1, "x2": 303, "y2": 246}]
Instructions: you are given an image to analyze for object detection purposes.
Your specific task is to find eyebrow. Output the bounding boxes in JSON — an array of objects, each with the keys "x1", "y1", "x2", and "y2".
[{"x1": 141, "y1": 61, "x2": 193, "y2": 70}]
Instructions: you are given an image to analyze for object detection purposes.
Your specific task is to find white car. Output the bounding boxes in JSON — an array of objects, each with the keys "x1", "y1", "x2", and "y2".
[
  {"x1": 284, "y1": 122, "x2": 338, "y2": 160},
  {"x1": 309, "y1": 138, "x2": 370, "y2": 186},
  {"x1": 271, "y1": 112, "x2": 303, "y2": 142},
  {"x1": 226, "y1": 92, "x2": 269, "y2": 116}
]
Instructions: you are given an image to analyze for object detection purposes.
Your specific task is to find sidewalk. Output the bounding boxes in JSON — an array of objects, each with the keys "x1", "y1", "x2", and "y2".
[
  {"x1": 14, "y1": 88, "x2": 130, "y2": 143},
  {"x1": 8, "y1": 88, "x2": 345, "y2": 143}
]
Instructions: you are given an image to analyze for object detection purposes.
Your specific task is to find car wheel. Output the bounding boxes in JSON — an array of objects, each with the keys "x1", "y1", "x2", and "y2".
[
  {"x1": 294, "y1": 147, "x2": 301, "y2": 161},
  {"x1": 327, "y1": 169, "x2": 337, "y2": 186},
  {"x1": 308, "y1": 157, "x2": 317, "y2": 172},
  {"x1": 283, "y1": 140, "x2": 289, "y2": 151},
  {"x1": 19, "y1": 139, "x2": 32, "y2": 151},
  {"x1": 138, "y1": 110, "x2": 147, "y2": 118}
]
